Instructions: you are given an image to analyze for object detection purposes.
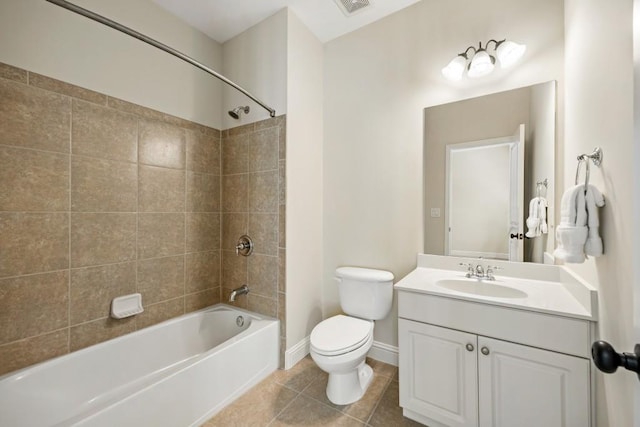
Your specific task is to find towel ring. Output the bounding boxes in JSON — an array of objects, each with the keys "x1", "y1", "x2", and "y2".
[
  {"x1": 575, "y1": 147, "x2": 603, "y2": 190},
  {"x1": 575, "y1": 157, "x2": 590, "y2": 189}
]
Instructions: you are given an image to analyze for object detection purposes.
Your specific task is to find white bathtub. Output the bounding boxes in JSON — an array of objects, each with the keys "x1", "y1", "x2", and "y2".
[{"x1": 0, "y1": 304, "x2": 279, "y2": 427}]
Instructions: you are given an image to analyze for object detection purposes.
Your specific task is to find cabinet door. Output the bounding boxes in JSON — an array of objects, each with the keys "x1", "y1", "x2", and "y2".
[
  {"x1": 399, "y1": 319, "x2": 478, "y2": 427},
  {"x1": 478, "y1": 336, "x2": 590, "y2": 427}
]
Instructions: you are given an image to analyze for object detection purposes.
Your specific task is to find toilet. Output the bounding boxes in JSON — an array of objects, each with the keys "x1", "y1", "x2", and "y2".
[{"x1": 310, "y1": 266, "x2": 394, "y2": 405}]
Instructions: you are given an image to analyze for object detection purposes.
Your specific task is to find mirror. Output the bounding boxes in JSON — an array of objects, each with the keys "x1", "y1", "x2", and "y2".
[{"x1": 424, "y1": 81, "x2": 556, "y2": 263}]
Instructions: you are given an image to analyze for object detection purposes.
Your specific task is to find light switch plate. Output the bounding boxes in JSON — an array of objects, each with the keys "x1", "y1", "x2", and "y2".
[{"x1": 430, "y1": 208, "x2": 441, "y2": 218}]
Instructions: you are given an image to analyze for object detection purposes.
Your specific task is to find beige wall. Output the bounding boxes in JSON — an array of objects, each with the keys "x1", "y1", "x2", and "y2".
[
  {"x1": 0, "y1": 0, "x2": 224, "y2": 129},
  {"x1": 324, "y1": 0, "x2": 564, "y2": 346},
  {"x1": 564, "y1": 0, "x2": 635, "y2": 425},
  {"x1": 285, "y1": 10, "x2": 324, "y2": 350},
  {"x1": 222, "y1": 9, "x2": 288, "y2": 130}
]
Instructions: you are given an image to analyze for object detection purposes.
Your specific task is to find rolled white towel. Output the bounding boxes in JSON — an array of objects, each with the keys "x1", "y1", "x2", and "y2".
[{"x1": 525, "y1": 197, "x2": 541, "y2": 238}]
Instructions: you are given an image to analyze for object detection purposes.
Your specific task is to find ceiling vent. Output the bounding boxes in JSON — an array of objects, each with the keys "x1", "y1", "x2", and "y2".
[{"x1": 334, "y1": 0, "x2": 372, "y2": 16}]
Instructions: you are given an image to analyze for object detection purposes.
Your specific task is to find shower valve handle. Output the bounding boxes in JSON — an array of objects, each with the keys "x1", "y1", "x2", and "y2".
[{"x1": 235, "y1": 235, "x2": 254, "y2": 256}]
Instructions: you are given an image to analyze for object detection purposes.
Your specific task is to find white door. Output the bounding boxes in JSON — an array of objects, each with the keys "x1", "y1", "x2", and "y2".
[
  {"x1": 444, "y1": 126, "x2": 524, "y2": 261},
  {"x1": 399, "y1": 319, "x2": 478, "y2": 427},
  {"x1": 477, "y1": 336, "x2": 590, "y2": 427},
  {"x1": 508, "y1": 124, "x2": 525, "y2": 261}
]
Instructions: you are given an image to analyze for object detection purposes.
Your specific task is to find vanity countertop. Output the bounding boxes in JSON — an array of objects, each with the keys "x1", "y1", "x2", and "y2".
[{"x1": 395, "y1": 254, "x2": 598, "y2": 321}]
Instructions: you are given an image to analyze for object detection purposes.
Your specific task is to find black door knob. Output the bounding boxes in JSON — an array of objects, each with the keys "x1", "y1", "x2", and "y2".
[{"x1": 591, "y1": 340, "x2": 640, "y2": 380}]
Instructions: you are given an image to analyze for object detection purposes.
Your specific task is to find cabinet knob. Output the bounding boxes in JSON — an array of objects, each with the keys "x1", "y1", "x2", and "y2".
[
  {"x1": 592, "y1": 340, "x2": 640, "y2": 380},
  {"x1": 481, "y1": 346, "x2": 490, "y2": 356},
  {"x1": 466, "y1": 343, "x2": 474, "y2": 352}
]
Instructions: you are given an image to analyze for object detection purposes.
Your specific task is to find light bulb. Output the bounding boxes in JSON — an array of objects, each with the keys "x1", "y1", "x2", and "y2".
[
  {"x1": 496, "y1": 40, "x2": 526, "y2": 68},
  {"x1": 467, "y1": 50, "x2": 495, "y2": 78},
  {"x1": 441, "y1": 55, "x2": 467, "y2": 81}
]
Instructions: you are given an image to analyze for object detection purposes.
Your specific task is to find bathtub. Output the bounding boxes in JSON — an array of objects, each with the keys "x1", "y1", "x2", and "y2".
[{"x1": 0, "y1": 304, "x2": 279, "y2": 427}]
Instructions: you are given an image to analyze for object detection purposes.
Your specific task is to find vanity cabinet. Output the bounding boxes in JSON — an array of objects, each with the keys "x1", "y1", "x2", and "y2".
[{"x1": 398, "y1": 291, "x2": 594, "y2": 427}]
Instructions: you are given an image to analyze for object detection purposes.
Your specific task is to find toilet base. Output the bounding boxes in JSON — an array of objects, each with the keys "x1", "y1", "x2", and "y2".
[{"x1": 326, "y1": 362, "x2": 374, "y2": 405}]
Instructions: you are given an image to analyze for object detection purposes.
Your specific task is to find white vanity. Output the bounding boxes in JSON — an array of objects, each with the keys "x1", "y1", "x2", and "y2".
[{"x1": 396, "y1": 254, "x2": 598, "y2": 427}]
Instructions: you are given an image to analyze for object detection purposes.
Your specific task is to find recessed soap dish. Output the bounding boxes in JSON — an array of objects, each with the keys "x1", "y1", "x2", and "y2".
[{"x1": 111, "y1": 293, "x2": 144, "y2": 319}]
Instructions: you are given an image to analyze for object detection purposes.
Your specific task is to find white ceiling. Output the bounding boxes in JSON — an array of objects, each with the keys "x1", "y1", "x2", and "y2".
[{"x1": 152, "y1": 0, "x2": 422, "y2": 44}]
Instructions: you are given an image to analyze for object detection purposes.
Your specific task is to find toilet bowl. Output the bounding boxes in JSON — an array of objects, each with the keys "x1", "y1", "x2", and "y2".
[
  {"x1": 309, "y1": 267, "x2": 394, "y2": 405},
  {"x1": 310, "y1": 315, "x2": 374, "y2": 405}
]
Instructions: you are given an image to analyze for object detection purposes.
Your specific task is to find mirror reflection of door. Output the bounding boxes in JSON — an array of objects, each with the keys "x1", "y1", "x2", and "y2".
[
  {"x1": 445, "y1": 124, "x2": 525, "y2": 261},
  {"x1": 423, "y1": 81, "x2": 556, "y2": 264}
]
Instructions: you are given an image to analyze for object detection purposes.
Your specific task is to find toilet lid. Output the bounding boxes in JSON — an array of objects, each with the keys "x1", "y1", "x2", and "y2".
[{"x1": 310, "y1": 315, "x2": 373, "y2": 356}]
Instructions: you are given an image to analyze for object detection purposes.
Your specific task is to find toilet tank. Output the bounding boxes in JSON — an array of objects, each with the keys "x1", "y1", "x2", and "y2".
[{"x1": 336, "y1": 267, "x2": 394, "y2": 320}]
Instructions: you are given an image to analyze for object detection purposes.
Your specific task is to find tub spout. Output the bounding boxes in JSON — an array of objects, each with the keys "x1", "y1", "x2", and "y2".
[{"x1": 229, "y1": 285, "x2": 249, "y2": 302}]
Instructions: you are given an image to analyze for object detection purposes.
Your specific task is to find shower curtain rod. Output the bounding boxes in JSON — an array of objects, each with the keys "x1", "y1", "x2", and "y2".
[{"x1": 45, "y1": 0, "x2": 277, "y2": 118}]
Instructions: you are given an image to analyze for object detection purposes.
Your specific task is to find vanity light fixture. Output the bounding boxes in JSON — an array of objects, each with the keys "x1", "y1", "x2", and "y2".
[{"x1": 442, "y1": 39, "x2": 526, "y2": 81}]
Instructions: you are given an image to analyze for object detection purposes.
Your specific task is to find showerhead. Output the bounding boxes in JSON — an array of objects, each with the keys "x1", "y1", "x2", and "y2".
[{"x1": 229, "y1": 106, "x2": 250, "y2": 119}]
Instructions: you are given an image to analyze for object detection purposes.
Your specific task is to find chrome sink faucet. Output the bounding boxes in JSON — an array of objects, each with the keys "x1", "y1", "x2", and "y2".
[
  {"x1": 459, "y1": 263, "x2": 500, "y2": 281},
  {"x1": 475, "y1": 264, "x2": 485, "y2": 277},
  {"x1": 229, "y1": 285, "x2": 249, "y2": 302}
]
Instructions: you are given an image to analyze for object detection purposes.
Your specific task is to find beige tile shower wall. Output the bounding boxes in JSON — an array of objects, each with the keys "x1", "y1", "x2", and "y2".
[
  {"x1": 220, "y1": 116, "x2": 286, "y2": 366},
  {"x1": 0, "y1": 62, "x2": 222, "y2": 375}
]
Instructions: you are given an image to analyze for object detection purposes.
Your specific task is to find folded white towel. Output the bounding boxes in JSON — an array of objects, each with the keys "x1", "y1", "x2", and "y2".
[
  {"x1": 525, "y1": 198, "x2": 540, "y2": 238},
  {"x1": 555, "y1": 225, "x2": 588, "y2": 263},
  {"x1": 584, "y1": 185, "x2": 605, "y2": 256},
  {"x1": 554, "y1": 184, "x2": 605, "y2": 263},
  {"x1": 554, "y1": 184, "x2": 588, "y2": 263}
]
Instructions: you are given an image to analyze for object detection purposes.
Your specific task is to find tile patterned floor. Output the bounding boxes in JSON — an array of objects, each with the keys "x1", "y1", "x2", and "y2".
[{"x1": 203, "y1": 357, "x2": 425, "y2": 426}]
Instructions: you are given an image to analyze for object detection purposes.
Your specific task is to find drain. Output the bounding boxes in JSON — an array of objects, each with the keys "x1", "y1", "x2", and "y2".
[{"x1": 236, "y1": 316, "x2": 245, "y2": 327}]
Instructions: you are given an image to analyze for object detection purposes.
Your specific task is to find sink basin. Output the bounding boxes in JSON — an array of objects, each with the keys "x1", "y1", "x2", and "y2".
[{"x1": 436, "y1": 279, "x2": 528, "y2": 299}]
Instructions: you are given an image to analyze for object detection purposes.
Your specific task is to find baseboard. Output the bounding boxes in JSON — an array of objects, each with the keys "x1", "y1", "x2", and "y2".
[
  {"x1": 284, "y1": 336, "x2": 310, "y2": 370},
  {"x1": 284, "y1": 337, "x2": 399, "y2": 369},
  {"x1": 368, "y1": 340, "x2": 399, "y2": 366}
]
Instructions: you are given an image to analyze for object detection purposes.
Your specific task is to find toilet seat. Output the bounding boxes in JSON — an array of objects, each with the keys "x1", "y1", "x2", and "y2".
[{"x1": 310, "y1": 315, "x2": 373, "y2": 357}]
